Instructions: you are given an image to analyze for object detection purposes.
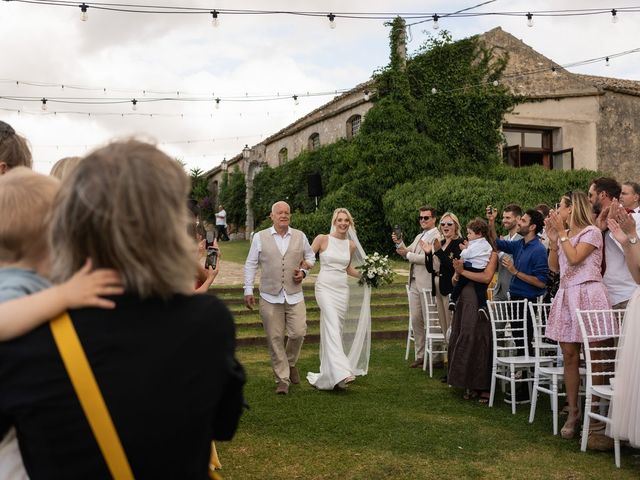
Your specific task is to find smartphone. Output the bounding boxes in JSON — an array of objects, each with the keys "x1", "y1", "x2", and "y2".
[
  {"x1": 205, "y1": 247, "x2": 219, "y2": 270},
  {"x1": 393, "y1": 224, "x2": 403, "y2": 241}
]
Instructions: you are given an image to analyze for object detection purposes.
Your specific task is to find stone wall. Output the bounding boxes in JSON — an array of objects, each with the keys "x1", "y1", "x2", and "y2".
[
  {"x1": 504, "y1": 95, "x2": 601, "y2": 171},
  {"x1": 263, "y1": 91, "x2": 373, "y2": 167},
  {"x1": 596, "y1": 91, "x2": 640, "y2": 183}
]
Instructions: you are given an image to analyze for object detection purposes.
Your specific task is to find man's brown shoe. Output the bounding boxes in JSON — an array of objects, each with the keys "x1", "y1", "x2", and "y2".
[
  {"x1": 587, "y1": 432, "x2": 614, "y2": 451},
  {"x1": 275, "y1": 382, "x2": 289, "y2": 395},
  {"x1": 289, "y1": 366, "x2": 300, "y2": 385},
  {"x1": 410, "y1": 358, "x2": 424, "y2": 368}
]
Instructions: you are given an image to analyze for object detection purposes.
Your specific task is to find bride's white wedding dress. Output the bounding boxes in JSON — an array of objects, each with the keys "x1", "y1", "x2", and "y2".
[
  {"x1": 608, "y1": 287, "x2": 640, "y2": 447},
  {"x1": 307, "y1": 235, "x2": 371, "y2": 390}
]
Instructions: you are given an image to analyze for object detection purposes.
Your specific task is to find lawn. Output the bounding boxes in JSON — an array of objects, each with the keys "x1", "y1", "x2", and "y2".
[
  {"x1": 217, "y1": 239, "x2": 409, "y2": 277},
  {"x1": 215, "y1": 340, "x2": 640, "y2": 479}
]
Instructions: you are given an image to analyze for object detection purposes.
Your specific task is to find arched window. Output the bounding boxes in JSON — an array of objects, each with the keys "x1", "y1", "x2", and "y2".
[
  {"x1": 278, "y1": 147, "x2": 288, "y2": 165},
  {"x1": 346, "y1": 114, "x2": 362, "y2": 139},
  {"x1": 308, "y1": 133, "x2": 320, "y2": 150}
]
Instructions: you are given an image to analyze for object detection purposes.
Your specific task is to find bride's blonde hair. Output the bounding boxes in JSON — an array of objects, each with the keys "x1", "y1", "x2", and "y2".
[{"x1": 331, "y1": 208, "x2": 355, "y2": 230}]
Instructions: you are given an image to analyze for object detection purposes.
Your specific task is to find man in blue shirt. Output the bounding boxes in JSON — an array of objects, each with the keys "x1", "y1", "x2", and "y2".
[{"x1": 491, "y1": 209, "x2": 548, "y2": 355}]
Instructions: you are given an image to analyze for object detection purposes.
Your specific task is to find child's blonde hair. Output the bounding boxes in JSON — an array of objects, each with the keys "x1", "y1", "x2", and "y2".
[
  {"x1": 0, "y1": 167, "x2": 60, "y2": 264},
  {"x1": 50, "y1": 156, "x2": 83, "y2": 181}
]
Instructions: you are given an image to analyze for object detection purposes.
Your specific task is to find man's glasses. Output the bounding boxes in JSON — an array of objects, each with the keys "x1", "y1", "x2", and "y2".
[
  {"x1": 419, "y1": 216, "x2": 432, "y2": 221},
  {"x1": 440, "y1": 222, "x2": 454, "y2": 227}
]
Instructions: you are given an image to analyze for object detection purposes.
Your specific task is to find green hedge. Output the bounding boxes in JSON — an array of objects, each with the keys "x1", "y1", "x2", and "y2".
[{"x1": 383, "y1": 165, "x2": 601, "y2": 241}]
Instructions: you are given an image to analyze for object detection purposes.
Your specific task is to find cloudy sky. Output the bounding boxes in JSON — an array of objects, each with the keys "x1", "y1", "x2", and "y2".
[{"x1": 2, "y1": 0, "x2": 638, "y2": 174}]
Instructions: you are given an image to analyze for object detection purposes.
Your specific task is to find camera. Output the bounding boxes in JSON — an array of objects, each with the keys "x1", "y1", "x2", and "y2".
[
  {"x1": 393, "y1": 224, "x2": 403, "y2": 242},
  {"x1": 205, "y1": 247, "x2": 219, "y2": 270}
]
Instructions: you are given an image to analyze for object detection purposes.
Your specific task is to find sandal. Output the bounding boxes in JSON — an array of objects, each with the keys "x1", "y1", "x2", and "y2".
[
  {"x1": 478, "y1": 392, "x2": 490, "y2": 404},
  {"x1": 463, "y1": 389, "x2": 478, "y2": 400}
]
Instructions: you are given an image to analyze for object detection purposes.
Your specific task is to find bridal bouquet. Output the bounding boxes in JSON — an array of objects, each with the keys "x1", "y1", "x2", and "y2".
[{"x1": 357, "y1": 252, "x2": 395, "y2": 288}]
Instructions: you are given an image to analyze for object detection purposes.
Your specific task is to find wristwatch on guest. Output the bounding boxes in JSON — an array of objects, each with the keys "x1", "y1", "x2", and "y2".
[
  {"x1": 560, "y1": 236, "x2": 569, "y2": 242},
  {"x1": 629, "y1": 236, "x2": 639, "y2": 245}
]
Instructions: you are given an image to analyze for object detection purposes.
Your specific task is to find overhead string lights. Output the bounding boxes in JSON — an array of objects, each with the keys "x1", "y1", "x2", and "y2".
[
  {"x1": 211, "y1": 10, "x2": 219, "y2": 28},
  {"x1": 432, "y1": 13, "x2": 439, "y2": 30},
  {"x1": 131, "y1": 99, "x2": 138, "y2": 111},
  {"x1": 5, "y1": 2, "x2": 640, "y2": 25},
  {"x1": 41, "y1": 98, "x2": 47, "y2": 111},
  {"x1": 80, "y1": 3, "x2": 88, "y2": 22},
  {"x1": 526, "y1": 12, "x2": 534, "y2": 27},
  {"x1": 328, "y1": 13, "x2": 336, "y2": 29},
  {"x1": 293, "y1": 94, "x2": 299, "y2": 106}
]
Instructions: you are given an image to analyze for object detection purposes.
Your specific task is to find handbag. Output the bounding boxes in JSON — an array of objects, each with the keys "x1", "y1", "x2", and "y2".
[{"x1": 51, "y1": 312, "x2": 224, "y2": 480}]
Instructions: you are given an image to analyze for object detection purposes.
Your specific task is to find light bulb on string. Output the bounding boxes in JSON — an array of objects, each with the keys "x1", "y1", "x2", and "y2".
[
  {"x1": 293, "y1": 94, "x2": 299, "y2": 106},
  {"x1": 551, "y1": 66, "x2": 558, "y2": 76},
  {"x1": 41, "y1": 98, "x2": 47, "y2": 111},
  {"x1": 492, "y1": 80, "x2": 499, "y2": 86},
  {"x1": 611, "y1": 9, "x2": 618, "y2": 23},
  {"x1": 605, "y1": 56, "x2": 610, "y2": 67},
  {"x1": 328, "y1": 13, "x2": 336, "y2": 29},
  {"x1": 211, "y1": 10, "x2": 219, "y2": 28},
  {"x1": 432, "y1": 14, "x2": 439, "y2": 30},
  {"x1": 215, "y1": 97, "x2": 220, "y2": 109},
  {"x1": 431, "y1": 87, "x2": 437, "y2": 94},
  {"x1": 131, "y1": 99, "x2": 138, "y2": 111},
  {"x1": 526, "y1": 12, "x2": 533, "y2": 27},
  {"x1": 363, "y1": 90, "x2": 370, "y2": 101},
  {"x1": 80, "y1": 3, "x2": 88, "y2": 22}
]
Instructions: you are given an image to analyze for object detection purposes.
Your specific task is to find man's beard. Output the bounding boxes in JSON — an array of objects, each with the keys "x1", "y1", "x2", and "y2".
[{"x1": 592, "y1": 201, "x2": 602, "y2": 216}]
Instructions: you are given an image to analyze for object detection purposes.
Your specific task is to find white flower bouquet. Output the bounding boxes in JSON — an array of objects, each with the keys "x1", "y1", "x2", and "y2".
[{"x1": 357, "y1": 252, "x2": 395, "y2": 288}]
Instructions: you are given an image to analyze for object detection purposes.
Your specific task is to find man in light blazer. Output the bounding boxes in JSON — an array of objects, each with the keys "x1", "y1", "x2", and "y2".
[{"x1": 393, "y1": 206, "x2": 440, "y2": 367}]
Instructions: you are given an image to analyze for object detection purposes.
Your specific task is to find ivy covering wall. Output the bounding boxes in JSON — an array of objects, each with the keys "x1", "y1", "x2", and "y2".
[{"x1": 251, "y1": 19, "x2": 601, "y2": 252}]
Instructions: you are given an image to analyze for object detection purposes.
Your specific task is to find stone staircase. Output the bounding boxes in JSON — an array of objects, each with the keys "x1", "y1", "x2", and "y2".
[{"x1": 214, "y1": 283, "x2": 409, "y2": 346}]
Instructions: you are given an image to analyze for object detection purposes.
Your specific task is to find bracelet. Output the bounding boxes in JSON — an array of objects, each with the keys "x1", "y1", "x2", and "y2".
[{"x1": 514, "y1": 270, "x2": 519, "y2": 276}]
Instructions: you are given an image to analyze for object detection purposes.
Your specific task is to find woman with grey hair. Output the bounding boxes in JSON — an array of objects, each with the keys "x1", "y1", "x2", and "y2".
[{"x1": 0, "y1": 140, "x2": 245, "y2": 479}]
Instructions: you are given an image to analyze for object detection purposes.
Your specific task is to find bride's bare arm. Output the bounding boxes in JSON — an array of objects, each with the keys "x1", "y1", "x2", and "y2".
[{"x1": 346, "y1": 240, "x2": 361, "y2": 278}]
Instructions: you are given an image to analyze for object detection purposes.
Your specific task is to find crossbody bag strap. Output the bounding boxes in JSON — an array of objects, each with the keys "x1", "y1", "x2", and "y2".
[{"x1": 50, "y1": 313, "x2": 134, "y2": 480}]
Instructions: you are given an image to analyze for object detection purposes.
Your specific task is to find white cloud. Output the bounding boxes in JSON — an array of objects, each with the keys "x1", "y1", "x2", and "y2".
[{"x1": 1, "y1": 0, "x2": 638, "y2": 173}]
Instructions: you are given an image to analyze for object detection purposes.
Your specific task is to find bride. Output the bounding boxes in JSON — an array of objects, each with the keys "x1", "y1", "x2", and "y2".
[{"x1": 307, "y1": 208, "x2": 371, "y2": 390}]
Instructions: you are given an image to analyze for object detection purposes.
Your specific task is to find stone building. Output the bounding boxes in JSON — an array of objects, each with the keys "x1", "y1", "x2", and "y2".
[{"x1": 206, "y1": 27, "x2": 640, "y2": 238}]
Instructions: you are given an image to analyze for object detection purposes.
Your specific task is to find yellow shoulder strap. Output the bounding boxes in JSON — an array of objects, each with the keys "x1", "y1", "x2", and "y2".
[{"x1": 50, "y1": 313, "x2": 135, "y2": 480}]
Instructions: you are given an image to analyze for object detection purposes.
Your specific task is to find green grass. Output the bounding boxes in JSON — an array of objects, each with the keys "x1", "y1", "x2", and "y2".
[
  {"x1": 217, "y1": 240, "x2": 251, "y2": 264},
  {"x1": 215, "y1": 239, "x2": 409, "y2": 283},
  {"x1": 216, "y1": 340, "x2": 640, "y2": 479}
]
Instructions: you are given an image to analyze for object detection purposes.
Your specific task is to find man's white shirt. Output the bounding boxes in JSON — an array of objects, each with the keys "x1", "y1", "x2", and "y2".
[{"x1": 243, "y1": 226, "x2": 315, "y2": 304}]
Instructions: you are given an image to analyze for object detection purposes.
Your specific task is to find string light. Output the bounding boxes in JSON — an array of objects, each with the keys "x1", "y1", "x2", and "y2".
[
  {"x1": 605, "y1": 56, "x2": 610, "y2": 67},
  {"x1": 131, "y1": 99, "x2": 138, "y2": 111},
  {"x1": 432, "y1": 14, "x2": 439, "y2": 30},
  {"x1": 526, "y1": 12, "x2": 534, "y2": 27},
  {"x1": 80, "y1": 3, "x2": 88, "y2": 22},
  {"x1": 328, "y1": 13, "x2": 336, "y2": 29},
  {"x1": 41, "y1": 98, "x2": 47, "y2": 111},
  {"x1": 215, "y1": 97, "x2": 220, "y2": 109},
  {"x1": 211, "y1": 10, "x2": 219, "y2": 28},
  {"x1": 551, "y1": 66, "x2": 558, "y2": 76},
  {"x1": 293, "y1": 94, "x2": 299, "y2": 105},
  {"x1": 611, "y1": 8, "x2": 618, "y2": 23},
  {"x1": 363, "y1": 90, "x2": 370, "y2": 101},
  {"x1": 492, "y1": 80, "x2": 499, "y2": 86},
  {"x1": 431, "y1": 87, "x2": 437, "y2": 94}
]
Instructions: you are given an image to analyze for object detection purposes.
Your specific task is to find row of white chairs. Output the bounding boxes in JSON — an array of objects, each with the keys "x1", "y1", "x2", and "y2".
[{"x1": 404, "y1": 287, "x2": 626, "y2": 468}]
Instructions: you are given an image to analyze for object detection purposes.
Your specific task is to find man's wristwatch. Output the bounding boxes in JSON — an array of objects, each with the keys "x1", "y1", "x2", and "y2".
[
  {"x1": 560, "y1": 236, "x2": 569, "y2": 242},
  {"x1": 629, "y1": 236, "x2": 638, "y2": 245}
]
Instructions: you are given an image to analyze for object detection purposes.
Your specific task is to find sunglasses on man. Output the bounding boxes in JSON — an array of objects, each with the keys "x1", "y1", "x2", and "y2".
[{"x1": 419, "y1": 216, "x2": 432, "y2": 221}]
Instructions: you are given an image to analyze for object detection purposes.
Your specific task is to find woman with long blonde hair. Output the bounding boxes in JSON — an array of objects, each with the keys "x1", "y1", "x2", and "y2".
[{"x1": 307, "y1": 208, "x2": 371, "y2": 390}]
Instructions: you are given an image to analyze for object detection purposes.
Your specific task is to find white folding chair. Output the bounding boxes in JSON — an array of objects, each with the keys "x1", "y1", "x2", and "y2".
[
  {"x1": 421, "y1": 289, "x2": 446, "y2": 377},
  {"x1": 488, "y1": 300, "x2": 552, "y2": 414},
  {"x1": 576, "y1": 308, "x2": 625, "y2": 468},
  {"x1": 404, "y1": 284, "x2": 414, "y2": 360},
  {"x1": 528, "y1": 302, "x2": 585, "y2": 435}
]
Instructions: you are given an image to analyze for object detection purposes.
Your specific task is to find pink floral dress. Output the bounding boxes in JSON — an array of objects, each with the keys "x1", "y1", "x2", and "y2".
[{"x1": 546, "y1": 225, "x2": 612, "y2": 343}]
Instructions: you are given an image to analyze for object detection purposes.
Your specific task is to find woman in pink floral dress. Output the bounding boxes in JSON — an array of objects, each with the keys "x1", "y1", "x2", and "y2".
[{"x1": 545, "y1": 191, "x2": 611, "y2": 439}]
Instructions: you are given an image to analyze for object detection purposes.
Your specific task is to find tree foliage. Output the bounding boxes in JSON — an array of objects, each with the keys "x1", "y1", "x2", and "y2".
[
  {"x1": 250, "y1": 20, "x2": 597, "y2": 252},
  {"x1": 219, "y1": 166, "x2": 247, "y2": 228}
]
